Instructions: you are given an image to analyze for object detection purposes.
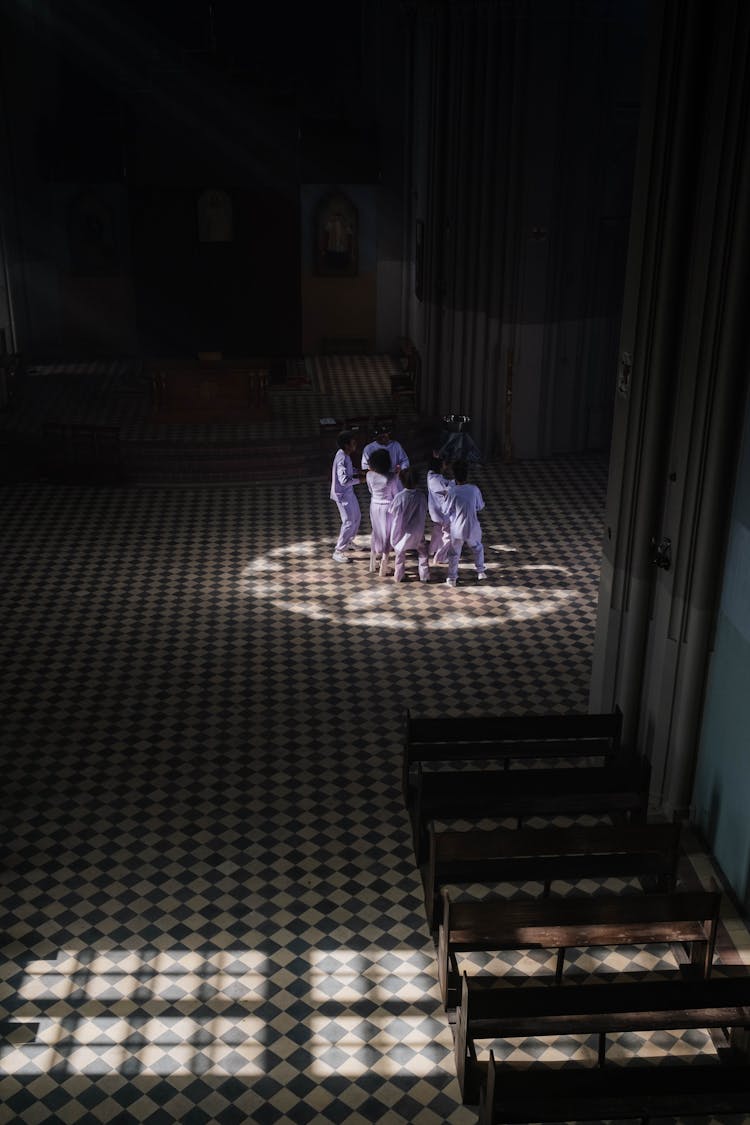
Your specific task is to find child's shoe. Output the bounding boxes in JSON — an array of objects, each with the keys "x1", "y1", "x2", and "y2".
[
  {"x1": 445, "y1": 577, "x2": 457, "y2": 587},
  {"x1": 477, "y1": 571, "x2": 488, "y2": 581},
  {"x1": 332, "y1": 552, "x2": 351, "y2": 563}
]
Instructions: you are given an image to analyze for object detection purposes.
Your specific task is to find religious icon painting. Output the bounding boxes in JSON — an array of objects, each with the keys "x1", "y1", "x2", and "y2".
[{"x1": 315, "y1": 191, "x2": 358, "y2": 276}]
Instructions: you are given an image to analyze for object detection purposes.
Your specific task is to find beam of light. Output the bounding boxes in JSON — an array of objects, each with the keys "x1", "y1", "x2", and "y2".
[
  {"x1": 306, "y1": 946, "x2": 440, "y2": 1006},
  {"x1": 241, "y1": 540, "x2": 578, "y2": 630},
  {"x1": 2, "y1": 945, "x2": 452, "y2": 1079},
  {"x1": 307, "y1": 1012, "x2": 452, "y2": 1078}
]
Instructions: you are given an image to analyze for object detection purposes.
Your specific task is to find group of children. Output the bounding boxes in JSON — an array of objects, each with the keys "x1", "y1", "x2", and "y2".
[{"x1": 330, "y1": 424, "x2": 487, "y2": 586}]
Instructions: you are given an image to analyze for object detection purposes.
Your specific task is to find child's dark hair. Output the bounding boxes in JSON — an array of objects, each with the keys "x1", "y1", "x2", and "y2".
[
  {"x1": 400, "y1": 466, "x2": 420, "y2": 489},
  {"x1": 430, "y1": 450, "x2": 454, "y2": 475},
  {"x1": 337, "y1": 430, "x2": 355, "y2": 449},
  {"x1": 368, "y1": 448, "x2": 392, "y2": 475},
  {"x1": 452, "y1": 460, "x2": 468, "y2": 483}
]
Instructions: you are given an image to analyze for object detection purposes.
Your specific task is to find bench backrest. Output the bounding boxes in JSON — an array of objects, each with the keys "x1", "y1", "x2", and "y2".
[
  {"x1": 414, "y1": 754, "x2": 651, "y2": 826},
  {"x1": 479, "y1": 1047, "x2": 750, "y2": 1124},
  {"x1": 462, "y1": 970, "x2": 750, "y2": 1032},
  {"x1": 440, "y1": 886, "x2": 720, "y2": 1006},
  {"x1": 403, "y1": 707, "x2": 623, "y2": 805},
  {"x1": 444, "y1": 886, "x2": 721, "y2": 950},
  {"x1": 424, "y1": 820, "x2": 681, "y2": 929}
]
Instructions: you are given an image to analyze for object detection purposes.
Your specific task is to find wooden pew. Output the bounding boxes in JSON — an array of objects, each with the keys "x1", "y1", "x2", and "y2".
[
  {"x1": 473, "y1": 976, "x2": 750, "y2": 1120},
  {"x1": 403, "y1": 707, "x2": 624, "y2": 811},
  {"x1": 438, "y1": 885, "x2": 720, "y2": 1009},
  {"x1": 411, "y1": 754, "x2": 651, "y2": 864},
  {"x1": 461, "y1": 972, "x2": 750, "y2": 1096},
  {"x1": 422, "y1": 820, "x2": 682, "y2": 931}
]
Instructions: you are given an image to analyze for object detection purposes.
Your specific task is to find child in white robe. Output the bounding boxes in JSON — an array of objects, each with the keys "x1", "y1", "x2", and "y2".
[
  {"x1": 361, "y1": 424, "x2": 410, "y2": 473},
  {"x1": 389, "y1": 467, "x2": 430, "y2": 582},
  {"x1": 367, "y1": 447, "x2": 402, "y2": 576},
  {"x1": 426, "y1": 455, "x2": 453, "y2": 565},
  {"x1": 330, "y1": 430, "x2": 365, "y2": 562},
  {"x1": 444, "y1": 460, "x2": 487, "y2": 586}
]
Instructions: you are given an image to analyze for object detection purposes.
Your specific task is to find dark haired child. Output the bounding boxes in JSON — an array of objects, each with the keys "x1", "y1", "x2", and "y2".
[
  {"x1": 388, "y1": 466, "x2": 430, "y2": 582},
  {"x1": 330, "y1": 430, "x2": 365, "y2": 562},
  {"x1": 444, "y1": 460, "x2": 487, "y2": 586},
  {"x1": 426, "y1": 454, "x2": 453, "y2": 565},
  {"x1": 361, "y1": 424, "x2": 410, "y2": 473},
  {"x1": 367, "y1": 446, "x2": 402, "y2": 576}
]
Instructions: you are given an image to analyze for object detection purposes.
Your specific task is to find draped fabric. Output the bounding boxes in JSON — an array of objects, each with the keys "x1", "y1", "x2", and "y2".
[
  {"x1": 410, "y1": 1, "x2": 520, "y2": 459},
  {"x1": 405, "y1": 1, "x2": 643, "y2": 460}
]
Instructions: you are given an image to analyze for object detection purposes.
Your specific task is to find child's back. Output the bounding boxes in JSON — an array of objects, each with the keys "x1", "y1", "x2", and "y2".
[
  {"x1": 389, "y1": 470, "x2": 430, "y2": 583},
  {"x1": 390, "y1": 487, "x2": 427, "y2": 549},
  {"x1": 446, "y1": 481, "x2": 484, "y2": 541},
  {"x1": 444, "y1": 462, "x2": 487, "y2": 585},
  {"x1": 367, "y1": 448, "x2": 402, "y2": 557}
]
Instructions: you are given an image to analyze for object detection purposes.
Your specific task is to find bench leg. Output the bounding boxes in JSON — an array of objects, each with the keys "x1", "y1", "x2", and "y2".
[
  {"x1": 555, "y1": 947, "x2": 566, "y2": 983},
  {"x1": 598, "y1": 1031, "x2": 606, "y2": 1067},
  {"x1": 444, "y1": 949, "x2": 460, "y2": 1009}
]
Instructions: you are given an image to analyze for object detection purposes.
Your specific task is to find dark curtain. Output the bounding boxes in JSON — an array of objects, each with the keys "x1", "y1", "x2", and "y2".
[{"x1": 414, "y1": 1, "x2": 521, "y2": 458}]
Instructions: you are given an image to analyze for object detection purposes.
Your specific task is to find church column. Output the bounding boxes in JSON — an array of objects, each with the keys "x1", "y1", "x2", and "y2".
[{"x1": 591, "y1": 0, "x2": 750, "y2": 815}]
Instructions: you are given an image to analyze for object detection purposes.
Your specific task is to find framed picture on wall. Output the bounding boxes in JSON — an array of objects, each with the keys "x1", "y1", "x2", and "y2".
[
  {"x1": 415, "y1": 219, "x2": 425, "y2": 301},
  {"x1": 315, "y1": 192, "x2": 358, "y2": 276}
]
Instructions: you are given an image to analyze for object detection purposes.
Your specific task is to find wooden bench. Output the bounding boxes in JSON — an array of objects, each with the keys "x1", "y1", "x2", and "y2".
[
  {"x1": 479, "y1": 1051, "x2": 750, "y2": 1123},
  {"x1": 479, "y1": 972, "x2": 750, "y2": 1120},
  {"x1": 411, "y1": 755, "x2": 651, "y2": 864},
  {"x1": 438, "y1": 886, "x2": 720, "y2": 1008},
  {"x1": 403, "y1": 707, "x2": 624, "y2": 810},
  {"x1": 461, "y1": 972, "x2": 750, "y2": 1098},
  {"x1": 422, "y1": 820, "x2": 682, "y2": 931}
]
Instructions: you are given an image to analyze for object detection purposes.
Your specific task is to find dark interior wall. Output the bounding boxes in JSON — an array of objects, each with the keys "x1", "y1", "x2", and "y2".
[
  {"x1": 130, "y1": 183, "x2": 299, "y2": 357},
  {"x1": 127, "y1": 110, "x2": 300, "y2": 356},
  {"x1": 2, "y1": 0, "x2": 641, "y2": 382},
  {"x1": 405, "y1": 0, "x2": 647, "y2": 459},
  {"x1": 0, "y1": 0, "x2": 379, "y2": 360},
  {"x1": 0, "y1": 0, "x2": 65, "y2": 355}
]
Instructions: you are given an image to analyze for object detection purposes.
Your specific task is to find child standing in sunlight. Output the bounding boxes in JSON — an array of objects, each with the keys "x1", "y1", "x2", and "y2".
[
  {"x1": 330, "y1": 430, "x2": 366, "y2": 562},
  {"x1": 444, "y1": 460, "x2": 487, "y2": 587},
  {"x1": 426, "y1": 454, "x2": 453, "y2": 565},
  {"x1": 367, "y1": 447, "x2": 402, "y2": 577},
  {"x1": 389, "y1": 467, "x2": 430, "y2": 583}
]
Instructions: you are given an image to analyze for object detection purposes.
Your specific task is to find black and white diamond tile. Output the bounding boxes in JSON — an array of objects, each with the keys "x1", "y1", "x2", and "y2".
[{"x1": 1, "y1": 441, "x2": 747, "y2": 1124}]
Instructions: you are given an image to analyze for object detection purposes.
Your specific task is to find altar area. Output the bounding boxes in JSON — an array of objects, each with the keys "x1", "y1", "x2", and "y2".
[
  {"x1": 148, "y1": 355, "x2": 271, "y2": 424},
  {"x1": 0, "y1": 353, "x2": 429, "y2": 484}
]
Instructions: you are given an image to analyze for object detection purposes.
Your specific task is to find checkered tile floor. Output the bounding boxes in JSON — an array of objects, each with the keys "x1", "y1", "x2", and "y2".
[{"x1": 1, "y1": 434, "x2": 748, "y2": 1122}]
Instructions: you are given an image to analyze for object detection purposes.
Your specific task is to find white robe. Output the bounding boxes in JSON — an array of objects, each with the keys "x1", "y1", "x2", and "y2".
[
  {"x1": 445, "y1": 482, "x2": 485, "y2": 542},
  {"x1": 427, "y1": 469, "x2": 452, "y2": 562},
  {"x1": 389, "y1": 488, "x2": 430, "y2": 582},
  {"x1": 367, "y1": 471, "x2": 402, "y2": 554},
  {"x1": 361, "y1": 438, "x2": 410, "y2": 472}
]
